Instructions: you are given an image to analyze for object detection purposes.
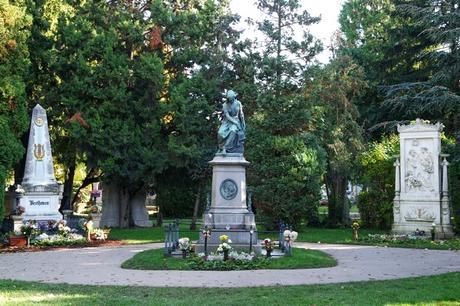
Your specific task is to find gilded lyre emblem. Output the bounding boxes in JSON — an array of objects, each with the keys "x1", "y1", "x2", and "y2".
[
  {"x1": 35, "y1": 117, "x2": 44, "y2": 126},
  {"x1": 34, "y1": 144, "x2": 45, "y2": 160}
]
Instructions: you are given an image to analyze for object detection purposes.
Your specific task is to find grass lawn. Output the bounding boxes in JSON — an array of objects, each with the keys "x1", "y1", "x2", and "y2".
[
  {"x1": 109, "y1": 225, "x2": 460, "y2": 250},
  {"x1": 110, "y1": 221, "x2": 200, "y2": 244},
  {"x1": 121, "y1": 247, "x2": 337, "y2": 270},
  {"x1": 1, "y1": 273, "x2": 459, "y2": 305},
  {"x1": 296, "y1": 227, "x2": 386, "y2": 244}
]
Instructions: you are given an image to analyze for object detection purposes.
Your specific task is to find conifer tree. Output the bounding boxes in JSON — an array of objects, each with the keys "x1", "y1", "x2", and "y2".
[
  {"x1": 247, "y1": 0, "x2": 325, "y2": 227},
  {"x1": 0, "y1": 0, "x2": 31, "y2": 219}
]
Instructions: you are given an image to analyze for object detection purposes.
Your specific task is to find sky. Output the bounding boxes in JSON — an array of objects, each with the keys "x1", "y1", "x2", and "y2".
[{"x1": 229, "y1": 0, "x2": 346, "y2": 63}]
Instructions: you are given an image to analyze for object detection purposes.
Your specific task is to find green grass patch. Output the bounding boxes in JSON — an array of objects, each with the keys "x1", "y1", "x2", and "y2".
[
  {"x1": 121, "y1": 247, "x2": 336, "y2": 270},
  {"x1": 110, "y1": 222, "x2": 199, "y2": 244},
  {"x1": 109, "y1": 225, "x2": 459, "y2": 250},
  {"x1": 1, "y1": 273, "x2": 460, "y2": 305},
  {"x1": 296, "y1": 227, "x2": 386, "y2": 243}
]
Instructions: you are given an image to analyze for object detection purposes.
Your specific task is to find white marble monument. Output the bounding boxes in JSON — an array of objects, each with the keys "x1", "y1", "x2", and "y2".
[
  {"x1": 393, "y1": 119, "x2": 453, "y2": 237},
  {"x1": 19, "y1": 104, "x2": 62, "y2": 221}
]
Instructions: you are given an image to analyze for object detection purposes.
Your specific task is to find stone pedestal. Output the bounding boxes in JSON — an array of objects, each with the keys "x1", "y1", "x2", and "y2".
[
  {"x1": 19, "y1": 104, "x2": 62, "y2": 222},
  {"x1": 90, "y1": 213, "x2": 102, "y2": 228},
  {"x1": 11, "y1": 215, "x2": 24, "y2": 232},
  {"x1": 197, "y1": 154, "x2": 258, "y2": 251},
  {"x1": 392, "y1": 119, "x2": 453, "y2": 237}
]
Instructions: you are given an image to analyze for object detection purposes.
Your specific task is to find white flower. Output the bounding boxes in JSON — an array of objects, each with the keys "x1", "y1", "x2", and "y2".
[
  {"x1": 178, "y1": 237, "x2": 190, "y2": 250},
  {"x1": 35, "y1": 233, "x2": 49, "y2": 241},
  {"x1": 290, "y1": 231, "x2": 298, "y2": 242}
]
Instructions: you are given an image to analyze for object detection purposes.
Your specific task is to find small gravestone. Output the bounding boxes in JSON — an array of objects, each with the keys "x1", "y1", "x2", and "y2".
[
  {"x1": 393, "y1": 119, "x2": 453, "y2": 237},
  {"x1": 19, "y1": 104, "x2": 62, "y2": 221}
]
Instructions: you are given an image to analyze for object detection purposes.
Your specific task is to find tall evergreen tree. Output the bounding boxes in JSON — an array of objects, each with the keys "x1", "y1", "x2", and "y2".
[
  {"x1": 339, "y1": 0, "x2": 434, "y2": 133},
  {"x1": 48, "y1": 0, "x2": 165, "y2": 227},
  {"x1": 310, "y1": 55, "x2": 367, "y2": 226},
  {"x1": 0, "y1": 0, "x2": 31, "y2": 219},
  {"x1": 247, "y1": 0, "x2": 325, "y2": 228}
]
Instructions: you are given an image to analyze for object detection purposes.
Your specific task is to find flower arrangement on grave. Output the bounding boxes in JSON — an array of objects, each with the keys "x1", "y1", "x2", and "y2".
[
  {"x1": 283, "y1": 230, "x2": 298, "y2": 256},
  {"x1": 202, "y1": 227, "x2": 211, "y2": 238},
  {"x1": 14, "y1": 205, "x2": 25, "y2": 216},
  {"x1": 261, "y1": 238, "x2": 276, "y2": 258},
  {"x1": 351, "y1": 221, "x2": 360, "y2": 240},
  {"x1": 190, "y1": 251, "x2": 269, "y2": 270},
  {"x1": 92, "y1": 228, "x2": 107, "y2": 240},
  {"x1": 56, "y1": 220, "x2": 71, "y2": 237},
  {"x1": 217, "y1": 235, "x2": 232, "y2": 261},
  {"x1": 430, "y1": 222, "x2": 436, "y2": 241},
  {"x1": 178, "y1": 237, "x2": 191, "y2": 258},
  {"x1": 283, "y1": 230, "x2": 298, "y2": 245},
  {"x1": 21, "y1": 220, "x2": 38, "y2": 237},
  {"x1": 20, "y1": 220, "x2": 39, "y2": 246}
]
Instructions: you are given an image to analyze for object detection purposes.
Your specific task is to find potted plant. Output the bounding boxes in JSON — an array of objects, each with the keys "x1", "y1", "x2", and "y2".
[{"x1": 8, "y1": 231, "x2": 28, "y2": 247}]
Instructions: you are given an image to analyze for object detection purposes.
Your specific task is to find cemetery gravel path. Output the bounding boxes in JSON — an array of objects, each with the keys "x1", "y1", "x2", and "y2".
[{"x1": 1, "y1": 242, "x2": 460, "y2": 287}]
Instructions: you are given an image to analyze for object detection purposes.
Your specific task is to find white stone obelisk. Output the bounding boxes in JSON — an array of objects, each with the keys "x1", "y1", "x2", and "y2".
[{"x1": 20, "y1": 104, "x2": 62, "y2": 221}]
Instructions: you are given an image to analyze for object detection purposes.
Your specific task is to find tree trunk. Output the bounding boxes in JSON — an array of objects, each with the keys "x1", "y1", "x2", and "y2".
[
  {"x1": 119, "y1": 187, "x2": 131, "y2": 228},
  {"x1": 327, "y1": 172, "x2": 349, "y2": 226},
  {"x1": 60, "y1": 154, "x2": 76, "y2": 212},
  {"x1": 70, "y1": 167, "x2": 98, "y2": 208},
  {"x1": 14, "y1": 132, "x2": 29, "y2": 185},
  {"x1": 190, "y1": 183, "x2": 202, "y2": 230},
  {"x1": 156, "y1": 209, "x2": 163, "y2": 227}
]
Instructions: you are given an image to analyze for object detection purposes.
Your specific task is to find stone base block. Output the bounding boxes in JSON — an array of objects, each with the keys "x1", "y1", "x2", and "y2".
[
  {"x1": 198, "y1": 229, "x2": 258, "y2": 245},
  {"x1": 133, "y1": 220, "x2": 153, "y2": 227},
  {"x1": 195, "y1": 243, "x2": 261, "y2": 254},
  {"x1": 20, "y1": 193, "x2": 62, "y2": 222},
  {"x1": 205, "y1": 211, "x2": 256, "y2": 229},
  {"x1": 393, "y1": 222, "x2": 454, "y2": 238},
  {"x1": 22, "y1": 213, "x2": 62, "y2": 222}
]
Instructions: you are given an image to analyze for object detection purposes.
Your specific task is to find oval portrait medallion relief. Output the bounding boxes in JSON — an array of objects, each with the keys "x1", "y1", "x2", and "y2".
[{"x1": 220, "y1": 179, "x2": 238, "y2": 200}]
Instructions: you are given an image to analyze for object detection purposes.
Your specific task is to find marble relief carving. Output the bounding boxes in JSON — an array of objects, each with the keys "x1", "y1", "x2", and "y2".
[
  {"x1": 404, "y1": 207, "x2": 435, "y2": 222},
  {"x1": 405, "y1": 142, "x2": 434, "y2": 192}
]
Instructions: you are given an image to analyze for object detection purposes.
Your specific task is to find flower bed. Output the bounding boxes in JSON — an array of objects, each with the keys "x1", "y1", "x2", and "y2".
[
  {"x1": 122, "y1": 247, "x2": 337, "y2": 270},
  {"x1": 32, "y1": 233, "x2": 86, "y2": 247},
  {"x1": 188, "y1": 251, "x2": 269, "y2": 270},
  {"x1": 357, "y1": 234, "x2": 460, "y2": 250}
]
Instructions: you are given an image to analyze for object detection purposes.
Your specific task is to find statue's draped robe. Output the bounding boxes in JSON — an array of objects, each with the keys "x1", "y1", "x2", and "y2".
[{"x1": 218, "y1": 100, "x2": 244, "y2": 153}]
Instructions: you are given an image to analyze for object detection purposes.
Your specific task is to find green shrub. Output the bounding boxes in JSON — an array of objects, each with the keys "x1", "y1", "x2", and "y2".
[
  {"x1": 358, "y1": 135, "x2": 399, "y2": 229},
  {"x1": 357, "y1": 190, "x2": 393, "y2": 229},
  {"x1": 155, "y1": 168, "x2": 197, "y2": 219}
]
